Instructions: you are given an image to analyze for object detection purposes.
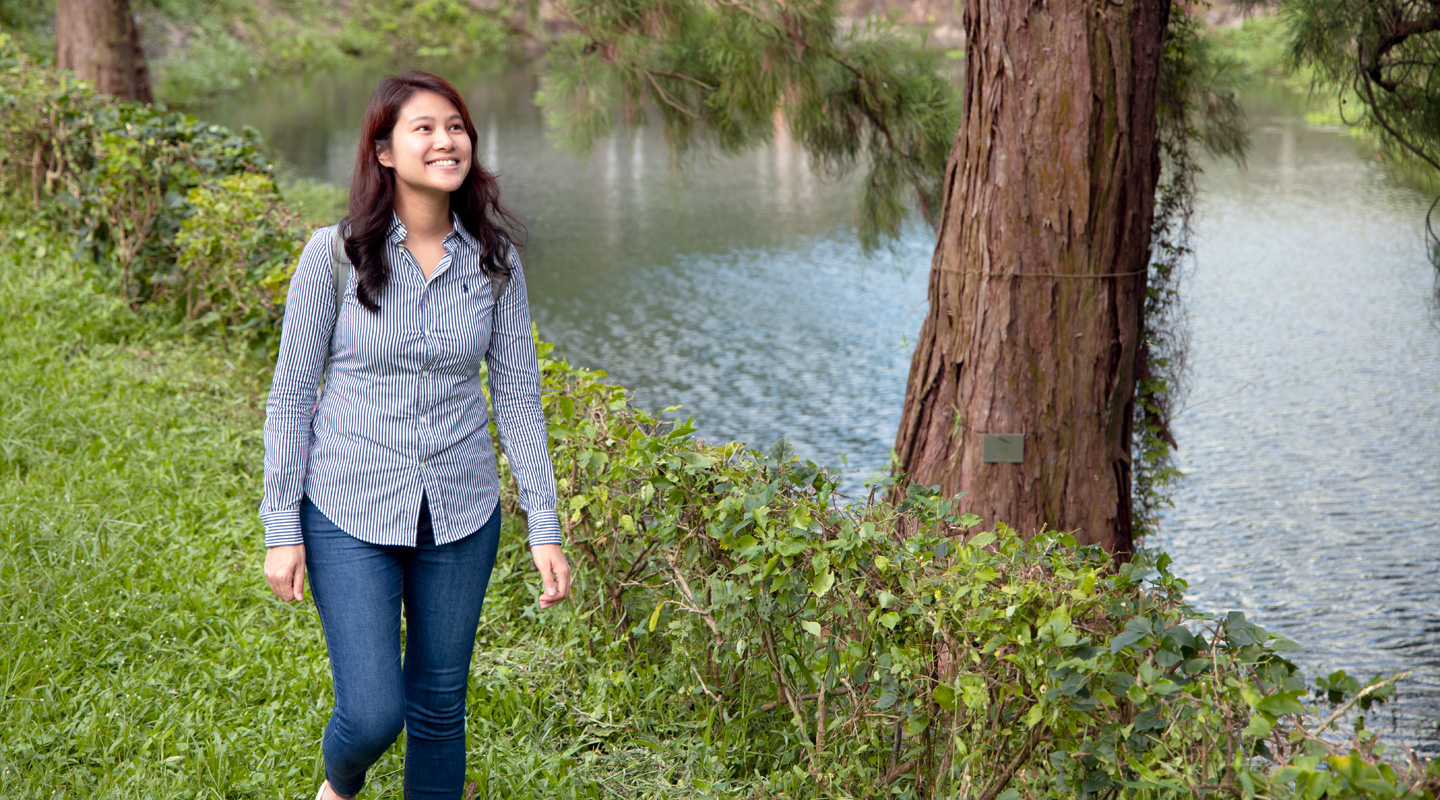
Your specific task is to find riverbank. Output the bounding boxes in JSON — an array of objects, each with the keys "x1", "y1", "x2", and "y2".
[
  {"x1": 0, "y1": 0, "x2": 963, "y2": 107},
  {"x1": 1202, "y1": 12, "x2": 1440, "y2": 192},
  {"x1": 2, "y1": 35, "x2": 1431, "y2": 799},
  {"x1": 0, "y1": 0, "x2": 527, "y2": 105}
]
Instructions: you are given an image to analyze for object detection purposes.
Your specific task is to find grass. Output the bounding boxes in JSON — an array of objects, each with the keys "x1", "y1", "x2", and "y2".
[{"x1": 0, "y1": 226, "x2": 722, "y2": 799}]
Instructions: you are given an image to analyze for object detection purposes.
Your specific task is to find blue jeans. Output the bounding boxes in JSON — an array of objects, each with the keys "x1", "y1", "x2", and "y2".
[{"x1": 302, "y1": 494, "x2": 501, "y2": 799}]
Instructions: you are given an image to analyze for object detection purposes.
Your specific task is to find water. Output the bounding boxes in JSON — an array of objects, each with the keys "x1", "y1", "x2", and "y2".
[
  {"x1": 1151, "y1": 89, "x2": 1440, "y2": 751},
  {"x1": 194, "y1": 65, "x2": 1440, "y2": 749}
]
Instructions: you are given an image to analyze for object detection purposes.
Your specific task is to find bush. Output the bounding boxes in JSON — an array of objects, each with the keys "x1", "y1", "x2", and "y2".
[
  {"x1": 172, "y1": 172, "x2": 302, "y2": 331},
  {"x1": 492, "y1": 346, "x2": 1440, "y2": 799},
  {"x1": 0, "y1": 35, "x2": 306, "y2": 340}
]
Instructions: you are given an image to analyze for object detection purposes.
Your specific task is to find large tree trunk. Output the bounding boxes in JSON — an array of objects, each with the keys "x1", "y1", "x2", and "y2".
[
  {"x1": 894, "y1": 0, "x2": 1166, "y2": 553},
  {"x1": 55, "y1": 0, "x2": 153, "y2": 103}
]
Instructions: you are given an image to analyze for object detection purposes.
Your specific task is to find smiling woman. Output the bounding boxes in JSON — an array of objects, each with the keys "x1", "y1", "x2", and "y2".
[{"x1": 257, "y1": 71, "x2": 572, "y2": 800}]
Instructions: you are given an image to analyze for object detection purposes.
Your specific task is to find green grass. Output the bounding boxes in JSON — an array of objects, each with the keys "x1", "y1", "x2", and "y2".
[{"x1": 0, "y1": 228, "x2": 720, "y2": 799}]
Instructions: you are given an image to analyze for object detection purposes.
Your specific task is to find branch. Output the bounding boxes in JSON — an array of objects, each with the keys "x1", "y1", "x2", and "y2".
[
  {"x1": 644, "y1": 69, "x2": 700, "y2": 119},
  {"x1": 1314, "y1": 672, "x2": 1412, "y2": 733},
  {"x1": 1362, "y1": 9, "x2": 1440, "y2": 93},
  {"x1": 754, "y1": 687, "x2": 852, "y2": 714},
  {"x1": 974, "y1": 723, "x2": 1048, "y2": 800},
  {"x1": 715, "y1": 0, "x2": 937, "y2": 227},
  {"x1": 647, "y1": 69, "x2": 717, "y2": 91},
  {"x1": 664, "y1": 549, "x2": 723, "y2": 643}
]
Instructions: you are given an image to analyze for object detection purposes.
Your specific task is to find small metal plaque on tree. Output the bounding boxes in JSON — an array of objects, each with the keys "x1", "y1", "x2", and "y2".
[{"x1": 982, "y1": 434, "x2": 1024, "y2": 463}]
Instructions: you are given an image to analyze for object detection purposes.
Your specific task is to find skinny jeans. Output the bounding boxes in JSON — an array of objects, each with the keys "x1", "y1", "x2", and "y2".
[{"x1": 301, "y1": 494, "x2": 501, "y2": 799}]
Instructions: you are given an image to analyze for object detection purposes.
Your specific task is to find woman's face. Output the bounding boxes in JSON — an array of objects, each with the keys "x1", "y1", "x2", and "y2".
[{"x1": 377, "y1": 90, "x2": 472, "y2": 198}]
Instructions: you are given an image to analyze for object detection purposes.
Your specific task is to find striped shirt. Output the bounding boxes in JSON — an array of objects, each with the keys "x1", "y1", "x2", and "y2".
[{"x1": 259, "y1": 213, "x2": 562, "y2": 549}]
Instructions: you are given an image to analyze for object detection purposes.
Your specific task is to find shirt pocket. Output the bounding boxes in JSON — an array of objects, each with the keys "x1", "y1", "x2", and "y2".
[{"x1": 435, "y1": 285, "x2": 491, "y2": 373}]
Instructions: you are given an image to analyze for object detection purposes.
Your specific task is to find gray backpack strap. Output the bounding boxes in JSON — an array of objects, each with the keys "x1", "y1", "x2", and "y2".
[
  {"x1": 327, "y1": 222, "x2": 352, "y2": 321},
  {"x1": 317, "y1": 222, "x2": 351, "y2": 400},
  {"x1": 489, "y1": 241, "x2": 511, "y2": 305}
]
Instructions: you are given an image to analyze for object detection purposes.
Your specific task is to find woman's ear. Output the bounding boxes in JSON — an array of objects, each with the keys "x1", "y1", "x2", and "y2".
[{"x1": 376, "y1": 142, "x2": 393, "y2": 169}]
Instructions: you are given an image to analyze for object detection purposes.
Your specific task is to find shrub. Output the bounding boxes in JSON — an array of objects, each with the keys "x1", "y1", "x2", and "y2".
[
  {"x1": 491, "y1": 345, "x2": 1440, "y2": 799},
  {"x1": 0, "y1": 35, "x2": 303, "y2": 339},
  {"x1": 172, "y1": 173, "x2": 303, "y2": 331}
]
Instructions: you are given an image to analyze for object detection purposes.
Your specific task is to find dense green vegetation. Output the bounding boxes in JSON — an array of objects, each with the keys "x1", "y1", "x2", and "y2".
[
  {"x1": 0, "y1": 0, "x2": 525, "y2": 104},
  {"x1": 4, "y1": 24, "x2": 1440, "y2": 800}
]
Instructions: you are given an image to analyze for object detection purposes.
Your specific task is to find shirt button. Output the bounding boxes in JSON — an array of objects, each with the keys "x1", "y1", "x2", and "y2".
[
  {"x1": 425, "y1": 329, "x2": 431, "y2": 336},
  {"x1": 420, "y1": 460, "x2": 427, "y2": 467},
  {"x1": 419, "y1": 416, "x2": 428, "y2": 423},
  {"x1": 423, "y1": 370, "x2": 430, "y2": 377}
]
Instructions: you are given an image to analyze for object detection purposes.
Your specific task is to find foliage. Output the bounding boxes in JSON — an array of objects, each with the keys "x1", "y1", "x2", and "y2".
[
  {"x1": 0, "y1": 0, "x2": 527, "y2": 104},
  {"x1": 0, "y1": 39, "x2": 304, "y2": 339},
  {"x1": 173, "y1": 173, "x2": 302, "y2": 328},
  {"x1": 1285, "y1": 0, "x2": 1440, "y2": 176},
  {"x1": 277, "y1": 171, "x2": 351, "y2": 230},
  {"x1": 536, "y1": 0, "x2": 960, "y2": 250},
  {"x1": 479, "y1": 341, "x2": 1434, "y2": 798},
  {"x1": 1282, "y1": 0, "x2": 1440, "y2": 306}
]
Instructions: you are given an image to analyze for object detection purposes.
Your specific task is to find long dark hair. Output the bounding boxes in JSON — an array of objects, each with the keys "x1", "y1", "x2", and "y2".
[{"x1": 345, "y1": 70, "x2": 524, "y2": 312}]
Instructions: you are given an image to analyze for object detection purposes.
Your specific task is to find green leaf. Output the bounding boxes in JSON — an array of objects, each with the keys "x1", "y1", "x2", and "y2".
[
  {"x1": 879, "y1": 612, "x2": 901, "y2": 630},
  {"x1": 967, "y1": 531, "x2": 997, "y2": 549},
  {"x1": 1243, "y1": 712, "x2": 1274, "y2": 739},
  {"x1": 801, "y1": 620, "x2": 823, "y2": 638},
  {"x1": 933, "y1": 685, "x2": 957, "y2": 711},
  {"x1": 647, "y1": 603, "x2": 663, "y2": 633},
  {"x1": 1256, "y1": 691, "x2": 1305, "y2": 717},
  {"x1": 811, "y1": 568, "x2": 835, "y2": 597},
  {"x1": 677, "y1": 451, "x2": 714, "y2": 469},
  {"x1": 1110, "y1": 630, "x2": 1148, "y2": 653}
]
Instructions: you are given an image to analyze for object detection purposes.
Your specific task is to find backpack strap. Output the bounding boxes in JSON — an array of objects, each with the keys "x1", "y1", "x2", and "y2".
[
  {"x1": 316, "y1": 222, "x2": 351, "y2": 402},
  {"x1": 489, "y1": 241, "x2": 511, "y2": 306}
]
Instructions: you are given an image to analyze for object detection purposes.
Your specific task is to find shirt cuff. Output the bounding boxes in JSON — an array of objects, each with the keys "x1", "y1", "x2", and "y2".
[
  {"x1": 525, "y1": 509, "x2": 563, "y2": 548},
  {"x1": 261, "y1": 509, "x2": 304, "y2": 548}
]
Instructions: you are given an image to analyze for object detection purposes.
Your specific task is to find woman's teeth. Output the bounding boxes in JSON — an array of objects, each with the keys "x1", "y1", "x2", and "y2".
[{"x1": 429, "y1": 160, "x2": 457, "y2": 166}]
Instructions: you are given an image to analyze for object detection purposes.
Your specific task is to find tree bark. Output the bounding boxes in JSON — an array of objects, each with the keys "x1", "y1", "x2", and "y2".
[
  {"x1": 893, "y1": 0, "x2": 1166, "y2": 553},
  {"x1": 55, "y1": 0, "x2": 154, "y2": 103}
]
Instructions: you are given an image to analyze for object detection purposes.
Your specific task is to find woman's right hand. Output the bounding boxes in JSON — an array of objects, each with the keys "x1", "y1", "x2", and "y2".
[{"x1": 264, "y1": 545, "x2": 307, "y2": 601}]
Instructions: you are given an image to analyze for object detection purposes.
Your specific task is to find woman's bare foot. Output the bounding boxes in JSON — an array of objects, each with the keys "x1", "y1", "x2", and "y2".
[{"x1": 319, "y1": 780, "x2": 355, "y2": 800}]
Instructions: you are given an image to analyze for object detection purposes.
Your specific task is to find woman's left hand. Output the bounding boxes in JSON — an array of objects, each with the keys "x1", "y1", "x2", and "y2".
[{"x1": 530, "y1": 544, "x2": 572, "y2": 609}]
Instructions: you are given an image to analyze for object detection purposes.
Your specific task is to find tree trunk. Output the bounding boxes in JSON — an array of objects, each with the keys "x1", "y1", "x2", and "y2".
[
  {"x1": 894, "y1": 0, "x2": 1166, "y2": 553},
  {"x1": 55, "y1": 0, "x2": 153, "y2": 103}
]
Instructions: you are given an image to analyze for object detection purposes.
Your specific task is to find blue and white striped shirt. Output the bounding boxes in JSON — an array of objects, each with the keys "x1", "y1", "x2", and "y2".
[{"x1": 260, "y1": 213, "x2": 562, "y2": 549}]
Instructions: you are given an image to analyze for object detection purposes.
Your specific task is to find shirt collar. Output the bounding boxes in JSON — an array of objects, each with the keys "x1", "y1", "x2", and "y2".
[
  {"x1": 387, "y1": 213, "x2": 407, "y2": 245},
  {"x1": 386, "y1": 211, "x2": 479, "y2": 253}
]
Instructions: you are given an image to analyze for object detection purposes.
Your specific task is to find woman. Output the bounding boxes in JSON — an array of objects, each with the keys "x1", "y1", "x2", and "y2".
[{"x1": 260, "y1": 71, "x2": 571, "y2": 800}]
